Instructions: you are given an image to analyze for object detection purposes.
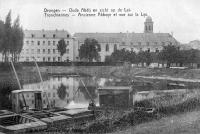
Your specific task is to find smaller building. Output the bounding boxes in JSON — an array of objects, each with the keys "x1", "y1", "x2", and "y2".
[{"x1": 98, "y1": 86, "x2": 133, "y2": 108}]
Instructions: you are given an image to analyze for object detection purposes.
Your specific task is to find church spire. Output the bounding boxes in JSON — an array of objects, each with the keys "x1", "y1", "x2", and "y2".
[{"x1": 144, "y1": 16, "x2": 153, "y2": 33}]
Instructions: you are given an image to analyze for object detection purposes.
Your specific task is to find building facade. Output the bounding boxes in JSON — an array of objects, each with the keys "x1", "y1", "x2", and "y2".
[
  {"x1": 19, "y1": 29, "x2": 76, "y2": 62},
  {"x1": 0, "y1": 16, "x2": 181, "y2": 62},
  {"x1": 74, "y1": 16, "x2": 180, "y2": 62}
]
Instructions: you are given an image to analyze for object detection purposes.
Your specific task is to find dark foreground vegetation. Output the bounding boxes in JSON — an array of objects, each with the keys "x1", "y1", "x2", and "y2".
[{"x1": 31, "y1": 89, "x2": 200, "y2": 134}]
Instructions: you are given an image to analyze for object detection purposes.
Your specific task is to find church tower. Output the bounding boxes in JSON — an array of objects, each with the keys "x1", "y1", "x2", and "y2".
[{"x1": 144, "y1": 16, "x2": 153, "y2": 33}]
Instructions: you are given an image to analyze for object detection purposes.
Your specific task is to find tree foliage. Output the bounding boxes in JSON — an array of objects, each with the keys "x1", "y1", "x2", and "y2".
[
  {"x1": 79, "y1": 38, "x2": 100, "y2": 62},
  {"x1": 57, "y1": 84, "x2": 67, "y2": 100},
  {"x1": 158, "y1": 44, "x2": 180, "y2": 67},
  {"x1": 57, "y1": 39, "x2": 67, "y2": 61},
  {"x1": 105, "y1": 49, "x2": 153, "y2": 66},
  {"x1": 0, "y1": 10, "x2": 24, "y2": 62},
  {"x1": 105, "y1": 49, "x2": 137, "y2": 63}
]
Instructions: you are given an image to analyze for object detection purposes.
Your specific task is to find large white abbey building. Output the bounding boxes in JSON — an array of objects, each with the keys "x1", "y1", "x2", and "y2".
[
  {"x1": 19, "y1": 29, "x2": 78, "y2": 62},
  {"x1": 0, "y1": 16, "x2": 180, "y2": 62}
]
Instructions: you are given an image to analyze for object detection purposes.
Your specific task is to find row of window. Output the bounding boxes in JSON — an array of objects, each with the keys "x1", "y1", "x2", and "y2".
[
  {"x1": 129, "y1": 47, "x2": 160, "y2": 53},
  {"x1": 122, "y1": 42, "x2": 172, "y2": 46},
  {"x1": 21, "y1": 49, "x2": 70, "y2": 54},
  {"x1": 80, "y1": 41, "x2": 171, "y2": 53},
  {"x1": 25, "y1": 40, "x2": 70, "y2": 46},
  {"x1": 31, "y1": 34, "x2": 70, "y2": 38},
  {"x1": 23, "y1": 57, "x2": 65, "y2": 62}
]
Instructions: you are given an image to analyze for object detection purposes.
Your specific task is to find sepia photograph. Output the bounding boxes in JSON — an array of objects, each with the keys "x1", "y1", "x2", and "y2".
[{"x1": 0, "y1": 0, "x2": 200, "y2": 133}]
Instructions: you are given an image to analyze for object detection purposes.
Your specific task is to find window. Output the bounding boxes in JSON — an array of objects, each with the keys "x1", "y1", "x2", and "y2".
[
  {"x1": 48, "y1": 41, "x2": 50, "y2": 45},
  {"x1": 114, "y1": 44, "x2": 117, "y2": 51},
  {"x1": 31, "y1": 41, "x2": 34, "y2": 45},
  {"x1": 66, "y1": 49, "x2": 69, "y2": 54},
  {"x1": 48, "y1": 49, "x2": 50, "y2": 54},
  {"x1": 43, "y1": 41, "x2": 45, "y2": 45},
  {"x1": 31, "y1": 34, "x2": 34, "y2": 38},
  {"x1": 31, "y1": 49, "x2": 34, "y2": 54},
  {"x1": 67, "y1": 34, "x2": 70, "y2": 38},
  {"x1": 53, "y1": 34, "x2": 56, "y2": 38},
  {"x1": 53, "y1": 41, "x2": 55, "y2": 45},
  {"x1": 37, "y1": 41, "x2": 40, "y2": 45},
  {"x1": 145, "y1": 26, "x2": 147, "y2": 31},
  {"x1": 26, "y1": 41, "x2": 29, "y2": 44},
  {"x1": 26, "y1": 49, "x2": 29, "y2": 54},
  {"x1": 67, "y1": 41, "x2": 69, "y2": 45},
  {"x1": 58, "y1": 57, "x2": 61, "y2": 62},
  {"x1": 37, "y1": 49, "x2": 40, "y2": 54},
  {"x1": 106, "y1": 44, "x2": 109, "y2": 52},
  {"x1": 155, "y1": 48, "x2": 159, "y2": 53},
  {"x1": 149, "y1": 26, "x2": 151, "y2": 30},
  {"x1": 154, "y1": 42, "x2": 158, "y2": 45},
  {"x1": 53, "y1": 49, "x2": 55, "y2": 54},
  {"x1": 43, "y1": 57, "x2": 45, "y2": 61},
  {"x1": 43, "y1": 34, "x2": 45, "y2": 38},
  {"x1": 48, "y1": 93, "x2": 51, "y2": 97},
  {"x1": 130, "y1": 42, "x2": 133, "y2": 45},
  {"x1": 26, "y1": 57, "x2": 29, "y2": 61},
  {"x1": 146, "y1": 42, "x2": 150, "y2": 46},
  {"x1": 53, "y1": 93, "x2": 55, "y2": 97},
  {"x1": 122, "y1": 42, "x2": 125, "y2": 45},
  {"x1": 43, "y1": 49, "x2": 45, "y2": 53},
  {"x1": 48, "y1": 57, "x2": 50, "y2": 61},
  {"x1": 53, "y1": 57, "x2": 56, "y2": 62}
]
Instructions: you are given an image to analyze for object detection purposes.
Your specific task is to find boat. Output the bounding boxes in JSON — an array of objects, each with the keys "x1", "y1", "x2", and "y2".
[
  {"x1": 0, "y1": 110, "x2": 47, "y2": 133},
  {"x1": 11, "y1": 89, "x2": 72, "y2": 126}
]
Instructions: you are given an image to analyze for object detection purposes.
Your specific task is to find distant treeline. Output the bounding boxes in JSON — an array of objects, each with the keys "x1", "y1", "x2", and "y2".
[
  {"x1": 0, "y1": 62, "x2": 123, "y2": 69},
  {"x1": 105, "y1": 44, "x2": 200, "y2": 67}
]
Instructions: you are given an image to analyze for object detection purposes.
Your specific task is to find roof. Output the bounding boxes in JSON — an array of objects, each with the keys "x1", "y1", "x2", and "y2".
[
  {"x1": 145, "y1": 16, "x2": 153, "y2": 22},
  {"x1": 24, "y1": 29, "x2": 71, "y2": 39},
  {"x1": 74, "y1": 33, "x2": 124, "y2": 43},
  {"x1": 98, "y1": 86, "x2": 132, "y2": 90},
  {"x1": 12, "y1": 89, "x2": 42, "y2": 94},
  {"x1": 74, "y1": 32, "x2": 178, "y2": 45}
]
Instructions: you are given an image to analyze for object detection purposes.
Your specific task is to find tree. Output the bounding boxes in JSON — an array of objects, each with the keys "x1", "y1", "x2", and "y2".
[
  {"x1": 137, "y1": 51, "x2": 153, "y2": 66},
  {"x1": 11, "y1": 16, "x2": 24, "y2": 62},
  {"x1": 57, "y1": 84, "x2": 67, "y2": 100},
  {"x1": 0, "y1": 20, "x2": 5, "y2": 61},
  {"x1": 57, "y1": 39, "x2": 67, "y2": 61},
  {"x1": 105, "y1": 49, "x2": 136, "y2": 63},
  {"x1": 79, "y1": 38, "x2": 100, "y2": 62},
  {"x1": 158, "y1": 44, "x2": 181, "y2": 67},
  {"x1": 0, "y1": 10, "x2": 24, "y2": 62},
  {"x1": 3, "y1": 10, "x2": 12, "y2": 62}
]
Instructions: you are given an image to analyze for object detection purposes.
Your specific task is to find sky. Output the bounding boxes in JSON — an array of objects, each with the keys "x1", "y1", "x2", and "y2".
[{"x1": 0, "y1": 0, "x2": 200, "y2": 43}]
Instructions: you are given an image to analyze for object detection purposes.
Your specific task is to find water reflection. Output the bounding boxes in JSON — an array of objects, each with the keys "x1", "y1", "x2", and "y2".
[
  {"x1": 7, "y1": 76, "x2": 195, "y2": 110},
  {"x1": 23, "y1": 76, "x2": 100, "y2": 109}
]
